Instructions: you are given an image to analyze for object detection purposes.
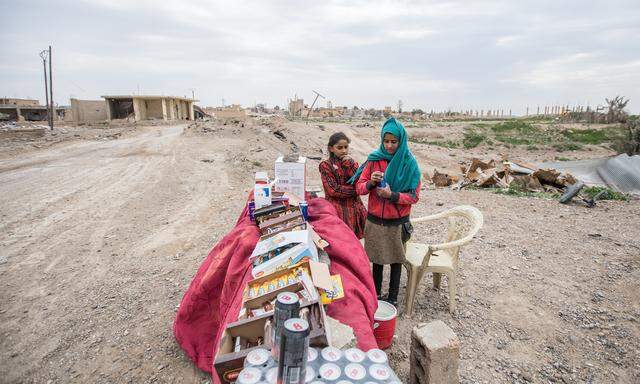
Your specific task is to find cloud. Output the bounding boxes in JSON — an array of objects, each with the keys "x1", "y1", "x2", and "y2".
[{"x1": 1, "y1": 0, "x2": 639, "y2": 113}]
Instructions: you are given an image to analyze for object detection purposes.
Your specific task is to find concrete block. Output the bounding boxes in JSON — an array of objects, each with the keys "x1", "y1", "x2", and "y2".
[{"x1": 409, "y1": 320, "x2": 459, "y2": 384}]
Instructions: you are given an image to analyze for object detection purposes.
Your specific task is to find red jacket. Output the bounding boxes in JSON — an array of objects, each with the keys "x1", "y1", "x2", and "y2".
[{"x1": 356, "y1": 160, "x2": 421, "y2": 222}]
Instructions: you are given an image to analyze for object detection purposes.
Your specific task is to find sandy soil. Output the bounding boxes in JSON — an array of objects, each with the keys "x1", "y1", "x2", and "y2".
[{"x1": 0, "y1": 118, "x2": 638, "y2": 383}]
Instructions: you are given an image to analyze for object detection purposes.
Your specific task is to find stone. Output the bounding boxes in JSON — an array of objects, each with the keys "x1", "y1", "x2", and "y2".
[{"x1": 409, "y1": 320, "x2": 460, "y2": 384}]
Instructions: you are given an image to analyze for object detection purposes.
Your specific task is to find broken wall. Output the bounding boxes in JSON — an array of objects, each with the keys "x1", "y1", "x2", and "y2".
[{"x1": 70, "y1": 99, "x2": 107, "y2": 122}]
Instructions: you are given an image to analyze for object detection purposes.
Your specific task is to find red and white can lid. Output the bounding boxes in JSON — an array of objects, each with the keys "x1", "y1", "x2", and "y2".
[
  {"x1": 305, "y1": 367, "x2": 316, "y2": 383},
  {"x1": 319, "y1": 363, "x2": 341, "y2": 380},
  {"x1": 246, "y1": 348, "x2": 270, "y2": 366},
  {"x1": 307, "y1": 347, "x2": 318, "y2": 363},
  {"x1": 321, "y1": 346, "x2": 342, "y2": 362},
  {"x1": 369, "y1": 364, "x2": 391, "y2": 381},
  {"x1": 344, "y1": 348, "x2": 365, "y2": 363},
  {"x1": 366, "y1": 348, "x2": 388, "y2": 364},
  {"x1": 277, "y1": 291, "x2": 299, "y2": 304},
  {"x1": 237, "y1": 367, "x2": 262, "y2": 384},
  {"x1": 284, "y1": 317, "x2": 309, "y2": 332},
  {"x1": 265, "y1": 367, "x2": 278, "y2": 383},
  {"x1": 344, "y1": 363, "x2": 366, "y2": 380}
]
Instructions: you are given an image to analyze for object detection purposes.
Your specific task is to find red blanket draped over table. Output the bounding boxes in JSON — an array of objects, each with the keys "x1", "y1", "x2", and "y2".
[{"x1": 173, "y1": 197, "x2": 378, "y2": 379}]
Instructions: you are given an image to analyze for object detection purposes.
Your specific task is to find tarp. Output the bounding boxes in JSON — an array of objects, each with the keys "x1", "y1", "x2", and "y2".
[
  {"x1": 539, "y1": 154, "x2": 640, "y2": 195},
  {"x1": 173, "y1": 196, "x2": 378, "y2": 381}
]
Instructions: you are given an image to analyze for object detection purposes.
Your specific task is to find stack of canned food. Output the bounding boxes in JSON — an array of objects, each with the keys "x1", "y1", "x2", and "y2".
[{"x1": 237, "y1": 341, "x2": 401, "y2": 383}]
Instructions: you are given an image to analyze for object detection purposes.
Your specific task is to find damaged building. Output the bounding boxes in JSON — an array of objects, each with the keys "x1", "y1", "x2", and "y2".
[
  {"x1": 0, "y1": 98, "x2": 66, "y2": 121},
  {"x1": 102, "y1": 95, "x2": 196, "y2": 122}
]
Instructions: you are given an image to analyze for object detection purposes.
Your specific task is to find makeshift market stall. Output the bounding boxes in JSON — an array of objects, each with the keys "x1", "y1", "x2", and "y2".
[{"x1": 174, "y1": 156, "x2": 393, "y2": 383}]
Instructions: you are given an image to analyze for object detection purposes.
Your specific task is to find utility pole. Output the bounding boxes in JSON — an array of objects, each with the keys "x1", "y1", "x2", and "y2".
[
  {"x1": 48, "y1": 45, "x2": 54, "y2": 128},
  {"x1": 39, "y1": 50, "x2": 51, "y2": 129},
  {"x1": 306, "y1": 90, "x2": 325, "y2": 124}
]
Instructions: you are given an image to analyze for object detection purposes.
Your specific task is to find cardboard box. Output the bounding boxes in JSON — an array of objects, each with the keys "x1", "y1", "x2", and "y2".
[
  {"x1": 250, "y1": 229, "x2": 319, "y2": 278},
  {"x1": 214, "y1": 299, "x2": 329, "y2": 384},
  {"x1": 275, "y1": 155, "x2": 307, "y2": 199},
  {"x1": 243, "y1": 260, "x2": 332, "y2": 310}
]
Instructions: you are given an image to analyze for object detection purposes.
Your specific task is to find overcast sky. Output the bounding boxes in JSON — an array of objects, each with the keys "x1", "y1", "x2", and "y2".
[{"x1": 1, "y1": 0, "x2": 639, "y2": 114}]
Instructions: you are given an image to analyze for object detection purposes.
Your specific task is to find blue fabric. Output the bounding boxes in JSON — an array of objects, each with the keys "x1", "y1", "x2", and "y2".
[{"x1": 348, "y1": 118, "x2": 421, "y2": 192}]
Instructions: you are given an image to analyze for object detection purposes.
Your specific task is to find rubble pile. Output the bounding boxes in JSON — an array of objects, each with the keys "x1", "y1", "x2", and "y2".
[{"x1": 431, "y1": 157, "x2": 578, "y2": 193}]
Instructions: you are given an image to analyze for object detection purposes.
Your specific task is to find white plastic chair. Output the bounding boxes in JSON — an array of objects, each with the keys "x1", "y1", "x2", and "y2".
[{"x1": 403, "y1": 205, "x2": 483, "y2": 315}]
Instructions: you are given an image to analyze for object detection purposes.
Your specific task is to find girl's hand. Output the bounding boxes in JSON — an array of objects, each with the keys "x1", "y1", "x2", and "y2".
[
  {"x1": 376, "y1": 184, "x2": 392, "y2": 199},
  {"x1": 341, "y1": 155, "x2": 353, "y2": 163},
  {"x1": 371, "y1": 171, "x2": 384, "y2": 184}
]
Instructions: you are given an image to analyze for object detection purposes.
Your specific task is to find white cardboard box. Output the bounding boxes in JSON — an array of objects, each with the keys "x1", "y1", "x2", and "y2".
[{"x1": 274, "y1": 156, "x2": 307, "y2": 199}]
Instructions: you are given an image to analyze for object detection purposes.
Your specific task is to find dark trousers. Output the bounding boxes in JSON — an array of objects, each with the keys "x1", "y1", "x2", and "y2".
[{"x1": 372, "y1": 263, "x2": 402, "y2": 302}]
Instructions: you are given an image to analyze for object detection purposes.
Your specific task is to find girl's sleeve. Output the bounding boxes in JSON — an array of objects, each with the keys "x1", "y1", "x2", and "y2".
[
  {"x1": 319, "y1": 161, "x2": 356, "y2": 198},
  {"x1": 355, "y1": 161, "x2": 374, "y2": 196},
  {"x1": 390, "y1": 180, "x2": 422, "y2": 205}
]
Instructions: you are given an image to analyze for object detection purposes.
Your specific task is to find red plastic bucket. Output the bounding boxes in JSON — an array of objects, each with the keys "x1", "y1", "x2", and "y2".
[{"x1": 373, "y1": 300, "x2": 397, "y2": 349}]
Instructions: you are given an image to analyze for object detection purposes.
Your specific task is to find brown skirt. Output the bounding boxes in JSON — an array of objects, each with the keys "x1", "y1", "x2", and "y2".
[{"x1": 364, "y1": 219, "x2": 406, "y2": 265}]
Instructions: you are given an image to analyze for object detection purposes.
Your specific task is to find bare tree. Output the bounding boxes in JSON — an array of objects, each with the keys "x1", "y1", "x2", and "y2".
[{"x1": 605, "y1": 96, "x2": 629, "y2": 123}]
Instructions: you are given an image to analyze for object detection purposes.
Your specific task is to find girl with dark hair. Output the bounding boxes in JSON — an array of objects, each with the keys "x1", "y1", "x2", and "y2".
[
  {"x1": 349, "y1": 118, "x2": 421, "y2": 307},
  {"x1": 319, "y1": 132, "x2": 367, "y2": 239}
]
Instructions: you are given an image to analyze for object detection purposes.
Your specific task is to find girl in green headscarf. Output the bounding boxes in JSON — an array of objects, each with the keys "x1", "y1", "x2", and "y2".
[{"x1": 351, "y1": 117, "x2": 422, "y2": 307}]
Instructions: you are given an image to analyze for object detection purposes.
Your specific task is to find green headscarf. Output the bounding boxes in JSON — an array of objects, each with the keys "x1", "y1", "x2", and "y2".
[{"x1": 348, "y1": 117, "x2": 421, "y2": 192}]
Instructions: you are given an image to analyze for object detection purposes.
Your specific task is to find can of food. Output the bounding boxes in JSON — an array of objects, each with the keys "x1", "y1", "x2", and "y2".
[
  {"x1": 318, "y1": 363, "x2": 341, "y2": 381},
  {"x1": 265, "y1": 367, "x2": 278, "y2": 384},
  {"x1": 244, "y1": 347, "x2": 274, "y2": 368},
  {"x1": 299, "y1": 201, "x2": 309, "y2": 221},
  {"x1": 366, "y1": 348, "x2": 388, "y2": 364},
  {"x1": 368, "y1": 364, "x2": 391, "y2": 381},
  {"x1": 272, "y1": 292, "x2": 301, "y2": 359},
  {"x1": 307, "y1": 347, "x2": 319, "y2": 365},
  {"x1": 344, "y1": 363, "x2": 366, "y2": 381},
  {"x1": 305, "y1": 366, "x2": 316, "y2": 383},
  {"x1": 237, "y1": 367, "x2": 262, "y2": 384},
  {"x1": 321, "y1": 346, "x2": 343, "y2": 363},
  {"x1": 344, "y1": 348, "x2": 365, "y2": 363},
  {"x1": 277, "y1": 318, "x2": 310, "y2": 384}
]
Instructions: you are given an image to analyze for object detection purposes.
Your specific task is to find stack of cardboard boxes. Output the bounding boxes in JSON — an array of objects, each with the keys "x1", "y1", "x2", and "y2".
[{"x1": 214, "y1": 156, "x2": 344, "y2": 383}]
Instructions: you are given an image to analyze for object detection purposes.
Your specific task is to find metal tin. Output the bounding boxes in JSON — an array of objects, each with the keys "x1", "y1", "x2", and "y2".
[
  {"x1": 299, "y1": 201, "x2": 309, "y2": 221},
  {"x1": 318, "y1": 363, "x2": 341, "y2": 381},
  {"x1": 366, "y1": 348, "x2": 387, "y2": 364},
  {"x1": 305, "y1": 367, "x2": 316, "y2": 383},
  {"x1": 237, "y1": 367, "x2": 262, "y2": 384},
  {"x1": 245, "y1": 347, "x2": 272, "y2": 368},
  {"x1": 277, "y1": 318, "x2": 310, "y2": 384},
  {"x1": 368, "y1": 364, "x2": 391, "y2": 381},
  {"x1": 265, "y1": 367, "x2": 278, "y2": 384},
  {"x1": 272, "y1": 292, "x2": 301, "y2": 359},
  {"x1": 344, "y1": 363, "x2": 366, "y2": 381},
  {"x1": 343, "y1": 348, "x2": 365, "y2": 363},
  {"x1": 307, "y1": 348, "x2": 319, "y2": 364},
  {"x1": 320, "y1": 346, "x2": 342, "y2": 363}
]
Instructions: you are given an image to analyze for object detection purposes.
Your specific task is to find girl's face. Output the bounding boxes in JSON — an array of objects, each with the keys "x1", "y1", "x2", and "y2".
[
  {"x1": 383, "y1": 133, "x2": 399, "y2": 155},
  {"x1": 329, "y1": 139, "x2": 350, "y2": 159}
]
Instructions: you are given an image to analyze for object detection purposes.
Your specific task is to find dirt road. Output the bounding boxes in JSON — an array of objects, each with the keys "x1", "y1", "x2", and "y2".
[
  {"x1": 0, "y1": 124, "x2": 241, "y2": 383},
  {"x1": 1, "y1": 120, "x2": 639, "y2": 383}
]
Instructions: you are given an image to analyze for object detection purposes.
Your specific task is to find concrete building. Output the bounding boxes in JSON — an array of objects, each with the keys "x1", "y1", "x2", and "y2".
[
  {"x1": 70, "y1": 98, "x2": 108, "y2": 123},
  {"x1": 205, "y1": 104, "x2": 247, "y2": 120},
  {"x1": 0, "y1": 98, "x2": 66, "y2": 122},
  {"x1": 102, "y1": 95, "x2": 196, "y2": 122},
  {"x1": 0, "y1": 98, "x2": 40, "y2": 107},
  {"x1": 288, "y1": 98, "x2": 304, "y2": 117}
]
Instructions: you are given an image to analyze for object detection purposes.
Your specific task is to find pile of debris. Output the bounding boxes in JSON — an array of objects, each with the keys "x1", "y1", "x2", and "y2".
[{"x1": 432, "y1": 157, "x2": 578, "y2": 193}]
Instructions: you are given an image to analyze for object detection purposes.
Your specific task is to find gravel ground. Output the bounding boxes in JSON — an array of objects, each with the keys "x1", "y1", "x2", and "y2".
[{"x1": 0, "y1": 118, "x2": 638, "y2": 383}]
